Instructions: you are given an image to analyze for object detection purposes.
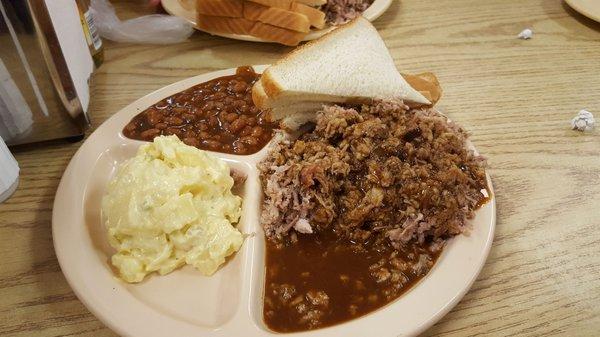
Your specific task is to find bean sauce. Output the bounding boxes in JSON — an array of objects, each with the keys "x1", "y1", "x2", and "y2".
[
  {"x1": 123, "y1": 66, "x2": 275, "y2": 155},
  {"x1": 263, "y1": 231, "x2": 441, "y2": 332}
]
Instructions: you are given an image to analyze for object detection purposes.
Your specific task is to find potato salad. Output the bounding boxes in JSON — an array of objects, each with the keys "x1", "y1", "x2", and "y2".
[{"x1": 102, "y1": 135, "x2": 243, "y2": 283}]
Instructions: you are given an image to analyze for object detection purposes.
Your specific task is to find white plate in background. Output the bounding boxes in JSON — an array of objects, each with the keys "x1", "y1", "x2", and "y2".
[
  {"x1": 161, "y1": 0, "x2": 394, "y2": 43},
  {"x1": 565, "y1": 0, "x2": 600, "y2": 22}
]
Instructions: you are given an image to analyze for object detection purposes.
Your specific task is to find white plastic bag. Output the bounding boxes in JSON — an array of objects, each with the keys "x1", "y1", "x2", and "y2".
[{"x1": 89, "y1": 0, "x2": 194, "y2": 44}]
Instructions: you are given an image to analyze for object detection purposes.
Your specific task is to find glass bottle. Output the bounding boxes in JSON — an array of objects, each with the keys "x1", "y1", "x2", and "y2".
[{"x1": 75, "y1": 0, "x2": 104, "y2": 68}]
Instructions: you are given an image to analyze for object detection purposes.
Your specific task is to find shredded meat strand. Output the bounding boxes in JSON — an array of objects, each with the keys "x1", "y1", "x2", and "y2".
[{"x1": 321, "y1": 0, "x2": 374, "y2": 25}]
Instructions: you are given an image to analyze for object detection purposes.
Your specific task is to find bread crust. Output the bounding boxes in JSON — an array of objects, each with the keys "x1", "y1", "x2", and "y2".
[
  {"x1": 249, "y1": 22, "x2": 306, "y2": 46},
  {"x1": 295, "y1": 0, "x2": 326, "y2": 6},
  {"x1": 196, "y1": 0, "x2": 244, "y2": 18},
  {"x1": 196, "y1": 15, "x2": 255, "y2": 34},
  {"x1": 244, "y1": 2, "x2": 311, "y2": 33},
  {"x1": 292, "y1": 3, "x2": 326, "y2": 29},
  {"x1": 401, "y1": 72, "x2": 442, "y2": 106},
  {"x1": 242, "y1": 1, "x2": 263, "y2": 20},
  {"x1": 260, "y1": 69, "x2": 285, "y2": 98},
  {"x1": 251, "y1": 80, "x2": 271, "y2": 109},
  {"x1": 245, "y1": 0, "x2": 293, "y2": 10}
]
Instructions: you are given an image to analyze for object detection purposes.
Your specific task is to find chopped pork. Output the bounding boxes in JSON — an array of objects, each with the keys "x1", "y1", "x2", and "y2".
[
  {"x1": 258, "y1": 100, "x2": 488, "y2": 249},
  {"x1": 322, "y1": 0, "x2": 374, "y2": 26}
]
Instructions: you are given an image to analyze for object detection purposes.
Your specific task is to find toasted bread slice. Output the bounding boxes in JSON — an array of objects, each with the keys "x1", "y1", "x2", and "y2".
[
  {"x1": 196, "y1": 15, "x2": 255, "y2": 35},
  {"x1": 246, "y1": 0, "x2": 292, "y2": 10},
  {"x1": 249, "y1": 22, "x2": 307, "y2": 46},
  {"x1": 260, "y1": 17, "x2": 429, "y2": 114},
  {"x1": 243, "y1": 2, "x2": 311, "y2": 32},
  {"x1": 257, "y1": 8, "x2": 310, "y2": 33},
  {"x1": 242, "y1": 1, "x2": 263, "y2": 20},
  {"x1": 196, "y1": 0, "x2": 244, "y2": 18},
  {"x1": 291, "y1": 3, "x2": 325, "y2": 29}
]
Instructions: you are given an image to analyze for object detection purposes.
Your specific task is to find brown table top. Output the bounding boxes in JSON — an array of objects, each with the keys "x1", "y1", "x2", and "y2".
[{"x1": 1, "y1": 0, "x2": 599, "y2": 336}]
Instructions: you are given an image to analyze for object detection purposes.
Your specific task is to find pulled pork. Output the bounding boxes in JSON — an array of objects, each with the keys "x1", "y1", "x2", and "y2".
[
  {"x1": 258, "y1": 100, "x2": 488, "y2": 248},
  {"x1": 321, "y1": 0, "x2": 374, "y2": 26}
]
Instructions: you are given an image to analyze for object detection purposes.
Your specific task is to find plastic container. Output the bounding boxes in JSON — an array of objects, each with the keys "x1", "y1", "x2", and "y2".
[{"x1": 0, "y1": 136, "x2": 19, "y2": 203}]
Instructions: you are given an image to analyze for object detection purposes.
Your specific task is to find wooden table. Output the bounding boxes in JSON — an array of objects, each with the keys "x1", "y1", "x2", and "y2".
[{"x1": 1, "y1": 0, "x2": 599, "y2": 336}]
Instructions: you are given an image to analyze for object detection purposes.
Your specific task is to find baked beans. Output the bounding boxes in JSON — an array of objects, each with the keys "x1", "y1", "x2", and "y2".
[{"x1": 122, "y1": 66, "x2": 275, "y2": 155}]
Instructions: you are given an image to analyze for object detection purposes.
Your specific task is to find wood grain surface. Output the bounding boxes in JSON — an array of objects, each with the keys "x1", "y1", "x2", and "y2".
[{"x1": 1, "y1": 0, "x2": 599, "y2": 336}]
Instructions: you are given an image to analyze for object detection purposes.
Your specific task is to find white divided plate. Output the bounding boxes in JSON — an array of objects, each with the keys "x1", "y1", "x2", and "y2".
[
  {"x1": 52, "y1": 66, "x2": 496, "y2": 337},
  {"x1": 161, "y1": 0, "x2": 394, "y2": 42}
]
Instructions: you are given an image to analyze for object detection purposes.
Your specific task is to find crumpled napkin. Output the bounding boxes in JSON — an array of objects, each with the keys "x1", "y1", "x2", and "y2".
[{"x1": 571, "y1": 109, "x2": 595, "y2": 132}]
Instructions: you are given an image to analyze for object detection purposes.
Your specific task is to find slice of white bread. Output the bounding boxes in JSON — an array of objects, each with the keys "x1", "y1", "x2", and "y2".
[
  {"x1": 243, "y1": 1, "x2": 311, "y2": 33},
  {"x1": 246, "y1": 0, "x2": 293, "y2": 10},
  {"x1": 245, "y1": 1, "x2": 325, "y2": 30},
  {"x1": 251, "y1": 79, "x2": 269, "y2": 108},
  {"x1": 291, "y1": 3, "x2": 325, "y2": 29},
  {"x1": 243, "y1": 1, "x2": 267, "y2": 20},
  {"x1": 196, "y1": 0, "x2": 244, "y2": 17},
  {"x1": 196, "y1": 15, "x2": 255, "y2": 35},
  {"x1": 258, "y1": 17, "x2": 430, "y2": 123},
  {"x1": 253, "y1": 17, "x2": 433, "y2": 128},
  {"x1": 254, "y1": 74, "x2": 441, "y2": 130},
  {"x1": 253, "y1": 80, "x2": 324, "y2": 129},
  {"x1": 249, "y1": 22, "x2": 307, "y2": 46}
]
